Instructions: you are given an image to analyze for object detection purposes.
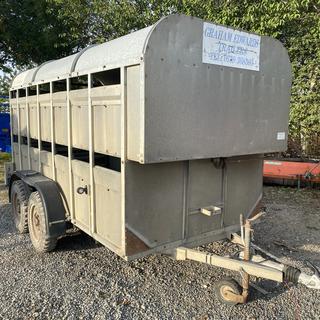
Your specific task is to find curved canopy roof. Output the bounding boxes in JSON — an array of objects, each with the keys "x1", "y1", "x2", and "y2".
[{"x1": 11, "y1": 24, "x2": 154, "y2": 89}]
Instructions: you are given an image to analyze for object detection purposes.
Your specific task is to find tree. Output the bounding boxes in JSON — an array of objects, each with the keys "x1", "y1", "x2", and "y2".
[
  {"x1": 0, "y1": 0, "x2": 87, "y2": 70},
  {"x1": 0, "y1": 73, "x2": 11, "y2": 97}
]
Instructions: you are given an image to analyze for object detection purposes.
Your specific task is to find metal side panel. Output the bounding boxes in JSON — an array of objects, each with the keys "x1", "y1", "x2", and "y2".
[
  {"x1": 40, "y1": 150, "x2": 53, "y2": 179},
  {"x1": 224, "y1": 155, "x2": 263, "y2": 226},
  {"x1": 93, "y1": 104, "x2": 121, "y2": 156},
  {"x1": 125, "y1": 161, "x2": 184, "y2": 255},
  {"x1": 19, "y1": 103, "x2": 27, "y2": 137},
  {"x1": 53, "y1": 92, "x2": 68, "y2": 146},
  {"x1": 69, "y1": 88, "x2": 88, "y2": 105},
  {"x1": 71, "y1": 104, "x2": 89, "y2": 150},
  {"x1": 143, "y1": 15, "x2": 291, "y2": 163},
  {"x1": 70, "y1": 89, "x2": 89, "y2": 150},
  {"x1": 72, "y1": 160, "x2": 90, "y2": 230},
  {"x1": 55, "y1": 155, "x2": 70, "y2": 211},
  {"x1": 27, "y1": 96, "x2": 37, "y2": 104},
  {"x1": 29, "y1": 103, "x2": 38, "y2": 139},
  {"x1": 53, "y1": 103, "x2": 68, "y2": 145},
  {"x1": 12, "y1": 106, "x2": 18, "y2": 135},
  {"x1": 91, "y1": 85, "x2": 121, "y2": 105},
  {"x1": 40, "y1": 102, "x2": 51, "y2": 142},
  {"x1": 21, "y1": 145, "x2": 29, "y2": 170},
  {"x1": 30, "y1": 147, "x2": 40, "y2": 171},
  {"x1": 38, "y1": 93, "x2": 50, "y2": 104},
  {"x1": 12, "y1": 143, "x2": 20, "y2": 170},
  {"x1": 127, "y1": 65, "x2": 141, "y2": 162},
  {"x1": 92, "y1": 85, "x2": 121, "y2": 156},
  {"x1": 187, "y1": 159, "x2": 224, "y2": 238},
  {"x1": 94, "y1": 166, "x2": 122, "y2": 249}
]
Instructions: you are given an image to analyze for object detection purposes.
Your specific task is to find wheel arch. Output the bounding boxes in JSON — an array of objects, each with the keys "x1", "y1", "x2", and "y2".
[{"x1": 9, "y1": 170, "x2": 67, "y2": 238}]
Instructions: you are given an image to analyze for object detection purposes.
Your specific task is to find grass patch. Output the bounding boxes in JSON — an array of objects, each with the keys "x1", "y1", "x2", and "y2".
[{"x1": 0, "y1": 152, "x2": 11, "y2": 162}]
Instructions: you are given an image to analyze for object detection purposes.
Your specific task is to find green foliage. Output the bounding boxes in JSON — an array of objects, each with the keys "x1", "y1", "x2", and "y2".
[
  {"x1": 0, "y1": 71, "x2": 15, "y2": 96},
  {"x1": 0, "y1": 0, "x2": 81, "y2": 69},
  {"x1": 0, "y1": 72, "x2": 14, "y2": 112},
  {"x1": 0, "y1": 0, "x2": 319, "y2": 156}
]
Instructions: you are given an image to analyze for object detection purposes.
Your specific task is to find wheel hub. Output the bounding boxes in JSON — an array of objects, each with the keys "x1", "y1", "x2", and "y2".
[{"x1": 220, "y1": 285, "x2": 235, "y2": 302}]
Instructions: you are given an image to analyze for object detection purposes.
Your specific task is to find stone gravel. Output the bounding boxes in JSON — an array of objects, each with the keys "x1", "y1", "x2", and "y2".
[{"x1": 0, "y1": 184, "x2": 319, "y2": 320}]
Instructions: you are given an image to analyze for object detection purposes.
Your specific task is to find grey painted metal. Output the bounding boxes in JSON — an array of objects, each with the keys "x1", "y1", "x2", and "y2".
[
  {"x1": 120, "y1": 66, "x2": 127, "y2": 251},
  {"x1": 36, "y1": 85, "x2": 41, "y2": 172},
  {"x1": 88, "y1": 73, "x2": 95, "y2": 235},
  {"x1": 66, "y1": 77, "x2": 74, "y2": 221},
  {"x1": 11, "y1": 26, "x2": 154, "y2": 89},
  {"x1": 31, "y1": 61, "x2": 54, "y2": 82},
  {"x1": 25, "y1": 89, "x2": 31, "y2": 169},
  {"x1": 8, "y1": 14, "x2": 291, "y2": 261},
  {"x1": 11, "y1": 61, "x2": 53, "y2": 89},
  {"x1": 16, "y1": 91, "x2": 22, "y2": 169},
  {"x1": 70, "y1": 45, "x2": 97, "y2": 73},
  {"x1": 10, "y1": 67, "x2": 37, "y2": 89},
  {"x1": 142, "y1": 15, "x2": 291, "y2": 162},
  {"x1": 34, "y1": 54, "x2": 78, "y2": 83},
  {"x1": 49, "y1": 81, "x2": 56, "y2": 180},
  {"x1": 9, "y1": 95, "x2": 14, "y2": 169},
  {"x1": 74, "y1": 26, "x2": 153, "y2": 73}
]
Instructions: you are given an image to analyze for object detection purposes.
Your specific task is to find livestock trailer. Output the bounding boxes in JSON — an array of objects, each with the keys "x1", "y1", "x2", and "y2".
[{"x1": 6, "y1": 14, "x2": 320, "y2": 304}]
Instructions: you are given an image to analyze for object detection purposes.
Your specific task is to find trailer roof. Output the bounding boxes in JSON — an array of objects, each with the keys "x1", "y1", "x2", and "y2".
[{"x1": 11, "y1": 25, "x2": 153, "y2": 89}]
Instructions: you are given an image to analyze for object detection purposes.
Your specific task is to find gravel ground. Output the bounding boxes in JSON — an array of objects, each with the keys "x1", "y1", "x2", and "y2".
[{"x1": 0, "y1": 184, "x2": 319, "y2": 320}]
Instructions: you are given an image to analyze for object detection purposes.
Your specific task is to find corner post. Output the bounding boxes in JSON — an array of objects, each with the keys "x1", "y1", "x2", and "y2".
[
  {"x1": 88, "y1": 73, "x2": 95, "y2": 235},
  {"x1": 66, "y1": 77, "x2": 74, "y2": 221},
  {"x1": 120, "y1": 66, "x2": 127, "y2": 254}
]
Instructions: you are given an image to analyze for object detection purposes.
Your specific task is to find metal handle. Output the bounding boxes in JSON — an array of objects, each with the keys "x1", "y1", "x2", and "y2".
[{"x1": 77, "y1": 185, "x2": 88, "y2": 195}]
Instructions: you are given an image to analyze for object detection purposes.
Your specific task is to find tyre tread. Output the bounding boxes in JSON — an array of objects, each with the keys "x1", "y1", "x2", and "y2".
[
  {"x1": 11, "y1": 180, "x2": 29, "y2": 233},
  {"x1": 28, "y1": 191, "x2": 57, "y2": 253}
]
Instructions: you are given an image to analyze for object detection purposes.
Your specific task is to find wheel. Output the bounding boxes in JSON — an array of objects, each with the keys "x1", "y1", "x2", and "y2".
[
  {"x1": 28, "y1": 191, "x2": 57, "y2": 252},
  {"x1": 215, "y1": 278, "x2": 242, "y2": 306},
  {"x1": 10, "y1": 180, "x2": 30, "y2": 233}
]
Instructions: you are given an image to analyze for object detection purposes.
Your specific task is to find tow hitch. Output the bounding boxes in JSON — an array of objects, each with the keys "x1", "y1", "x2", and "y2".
[{"x1": 172, "y1": 213, "x2": 320, "y2": 304}]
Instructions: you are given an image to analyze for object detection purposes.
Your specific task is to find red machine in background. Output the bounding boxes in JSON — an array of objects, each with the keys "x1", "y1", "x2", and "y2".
[{"x1": 263, "y1": 159, "x2": 320, "y2": 188}]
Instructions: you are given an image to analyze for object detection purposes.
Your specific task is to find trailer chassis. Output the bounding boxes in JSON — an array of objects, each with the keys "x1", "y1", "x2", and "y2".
[{"x1": 172, "y1": 213, "x2": 320, "y2": 305}]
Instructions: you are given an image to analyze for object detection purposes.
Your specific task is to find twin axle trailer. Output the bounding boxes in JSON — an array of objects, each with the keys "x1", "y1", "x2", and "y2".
[{"x1": 6, "y1": 15, "x2": 320, "y2": 304}]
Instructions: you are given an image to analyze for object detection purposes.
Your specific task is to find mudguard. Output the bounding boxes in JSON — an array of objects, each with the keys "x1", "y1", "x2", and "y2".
[{"x1": 9, "y1": 170, "x2": 67, "y2": 239}]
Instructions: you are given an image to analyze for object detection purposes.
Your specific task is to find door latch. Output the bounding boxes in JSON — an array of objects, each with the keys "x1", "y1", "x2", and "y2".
[{"x1": 77, "y1": 185, "x2": 88, "y2": 195}]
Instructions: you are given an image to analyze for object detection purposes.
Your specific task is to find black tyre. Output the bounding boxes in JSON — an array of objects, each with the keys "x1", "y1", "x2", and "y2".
[
  {"x1": 10, "y1": 180, "x2": 30, "y2": 233},
  {"x1": 215, "y1": 278, "x2": 242, "y2": 306},
  {"x1": 28, "y1": 191, "x2": 57, "y2": 252}
]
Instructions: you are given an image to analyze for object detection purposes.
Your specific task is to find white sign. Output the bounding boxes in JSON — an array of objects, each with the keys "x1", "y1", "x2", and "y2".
[
  {"x1": 202, "y1": 22, "x2": 261, "y2": 71},
  {"x1": 277, "y1": 132, "x2": 286, "y2": 140}
]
